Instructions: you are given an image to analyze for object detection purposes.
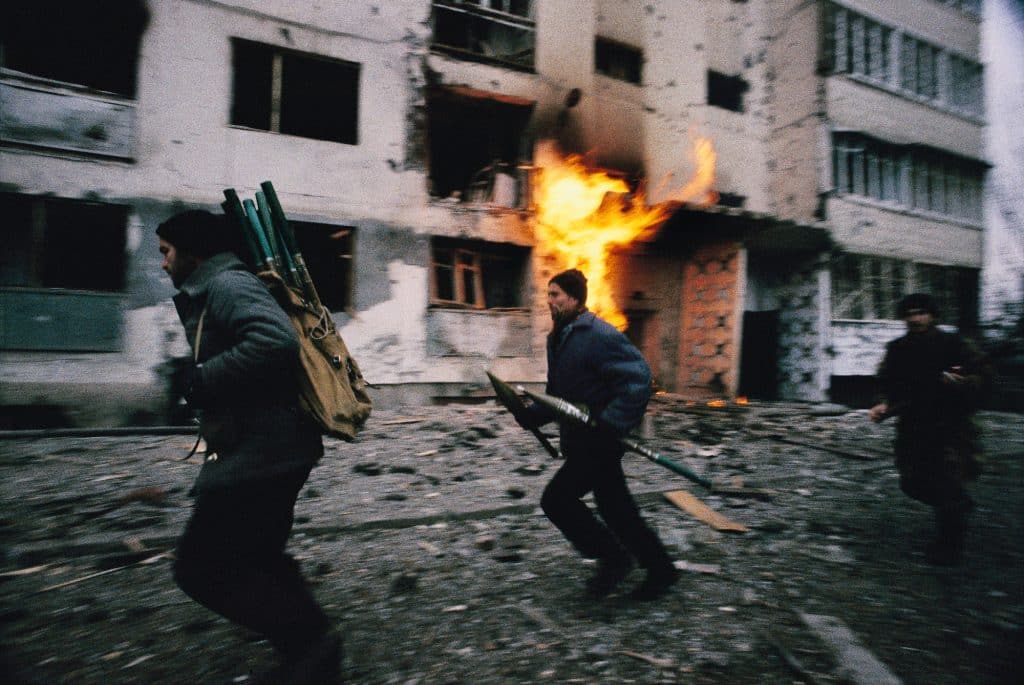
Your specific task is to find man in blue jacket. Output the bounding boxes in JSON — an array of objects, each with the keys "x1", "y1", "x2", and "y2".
[
  {"x1": 519, "y1": 269, "x2": 678, "y2": 600},
  {"x1": 157, "y1": 210, "x2": 340, "y2": 684}
]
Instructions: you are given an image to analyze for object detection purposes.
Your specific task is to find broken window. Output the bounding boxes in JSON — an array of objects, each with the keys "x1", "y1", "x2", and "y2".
[
  {"x1": 0, "y1": 193, "x2": 127, "y2": 292},
  {"x1": 1, "y1": 1, "x2": 148, "y2": 97},
  {"x1": 707, "y1": 71, "x2": 748, "y2": 113},
  {"x1": 426, "y1": 86, "x2": 533, "y2": 203},
  {"x1": 832, "y1": 132, "x2": 984, "y2": 222},
  {"x1": 595, "y1": 37, "x2": 643, "y2": 85},
  {"x1": 290, "y1": 222, "x2": 355, "y2": 312},
  {"x1": 0, "y1": 193, "x2": 128, "y2": 351},
  {"x1": 230, "y1": 39, "x2": 360, "y2": 145},
  {"x1": 831, "y1": 253, "x2": 978, "y2": 327},
  {"x1": 431, "y1": 0, "x2": 536, "y2": 71},
  {"x1": 430, "y1": 238, "x2": 530, "y2": 309}
]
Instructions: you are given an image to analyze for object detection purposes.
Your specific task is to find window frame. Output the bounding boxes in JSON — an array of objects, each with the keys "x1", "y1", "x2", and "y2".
[
  {"x1": 429, "y1": 238, "x2": 530, "y2": 310},
  {"x1": 831, "y1": 253, "x2": 976, "y2": 325},
  {"x1": 832, "y1": 132, "x2": 985, "y2": 223},
  {"x1": 229, "y1": 38, "x2": 360, "y2": 145}
]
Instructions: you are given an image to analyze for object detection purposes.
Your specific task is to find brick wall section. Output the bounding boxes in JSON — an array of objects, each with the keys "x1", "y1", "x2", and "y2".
[{"x1": 677, "y1": 243, "x2": 746, "y2": 398}]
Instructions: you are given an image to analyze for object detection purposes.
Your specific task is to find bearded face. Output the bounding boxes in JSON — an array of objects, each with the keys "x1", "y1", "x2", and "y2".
[{"x1": 547, "y1": 282, "x2": 581, "y2": 325}]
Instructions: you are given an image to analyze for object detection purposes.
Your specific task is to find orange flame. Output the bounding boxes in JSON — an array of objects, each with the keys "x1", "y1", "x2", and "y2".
[{"x1": 533, "y1": 137, "x2": 717, "y2": 329}]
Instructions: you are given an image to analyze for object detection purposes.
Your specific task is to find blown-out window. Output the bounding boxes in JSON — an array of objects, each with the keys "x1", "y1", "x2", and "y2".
[
  {"x1": 431, "y1": 0, "x2": 536, "y2": 71},
  {"x1": 707, "y1": 70, "x2": 748, "y2": 113},
  {"x1": 231, "y1": 39, "x2": 360, "y2": 145},
  {"x1": 289, "y1": 221, "x2": 355, "y2": 312},
  {"x1": 595, "y1": 37, "x2": 643, "y2": 85},
  {"x1": 0, "y1": 194, "x2": 127, "y2": 292},
  {"x1": 0, "y1": 194, "x2": 128, "y2": 351},
  {"x1": 426, "y1": 86, "x2": 533, "y2": 203},
  {"x1": 1, "y1": 1, "x2": 148, "y2": 97}
]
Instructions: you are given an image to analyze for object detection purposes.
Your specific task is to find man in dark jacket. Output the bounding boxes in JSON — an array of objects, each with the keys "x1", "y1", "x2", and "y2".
[
  {"x1": 869, "y1": 293, "x2": 988, "y2": 566},
  {"x1": 519, "y1": 269, "x2": 678, "y2": 600},
  {"x1": 157, "y1": 210, "x2": 340, "y2": 683}
]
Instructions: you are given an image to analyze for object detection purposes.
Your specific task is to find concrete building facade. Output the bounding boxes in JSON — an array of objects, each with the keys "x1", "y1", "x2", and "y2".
[{"x1": 0, "y1": 0, "x2": 986, "y2": 426}]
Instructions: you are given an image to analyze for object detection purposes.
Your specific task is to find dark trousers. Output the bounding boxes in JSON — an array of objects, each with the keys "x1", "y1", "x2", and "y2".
[
  {"x1": 541, "y1": 441, "x2": 673, "y2": 571},
  {"x1": 173, "y1": 470, "x2": 329, "y2": 659}
]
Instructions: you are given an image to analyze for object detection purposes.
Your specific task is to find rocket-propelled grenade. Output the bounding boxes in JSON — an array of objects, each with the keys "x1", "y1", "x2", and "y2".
[{"x1": 519, "y1": 387, "x2": 713, "y2": 489}]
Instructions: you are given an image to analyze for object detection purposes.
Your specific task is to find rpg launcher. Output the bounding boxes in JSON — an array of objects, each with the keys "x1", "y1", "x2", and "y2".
[
  {"x1": 486, "y1": 372, "x2": 560, "y2": 460},
  {"x1": 519, "y1": 387, "x2": 713, "y2": 489}
]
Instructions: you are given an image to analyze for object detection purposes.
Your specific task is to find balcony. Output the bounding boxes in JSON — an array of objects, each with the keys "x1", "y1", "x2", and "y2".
[
  {"x1": 431, "y1": 0, "x2": 536, "y2": 71},
  {"x1": 0, "y1": 73, "x2": 136, "y2": 160}
]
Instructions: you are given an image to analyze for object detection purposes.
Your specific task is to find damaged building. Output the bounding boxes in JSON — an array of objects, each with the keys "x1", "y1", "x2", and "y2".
[{"x1": 0, "y1": 0, "x2": 986, "y2": 426}]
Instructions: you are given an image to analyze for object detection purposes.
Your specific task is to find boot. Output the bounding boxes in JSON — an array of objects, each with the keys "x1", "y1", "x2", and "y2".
[
  {"x1": 585, "y1": 554, "x2": 634, "y2": 599},
  {"x1": 275, "y1": 628, "x2": 343, "y2": 685},
  {"x1": 926, "y1": 506, "x2": 966, "y2": 567},
  {"x1": 629, "y1": 564, "x2": 679, "y2": 601}
]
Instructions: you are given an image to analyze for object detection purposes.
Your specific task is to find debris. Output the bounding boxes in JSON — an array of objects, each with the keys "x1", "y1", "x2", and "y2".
[
  {"x1": 417, "y1": 541, "x2": 442, "y2": 556},
  {"x1": 390, "y1": 571, "x2": 419, "y2": 594},
  {"x1": 673, "y1": 560, "x2": 721, "y2": 575},
  {"x1": 502, "y1": 603, "x2": 561, "y2": 633},
  {"x1": 799, "y1": 612, "x2": 903, "y2": 685},
  {"x1": 762, "y1": 631, "x2": 827, "y2": 685},
  {"x1": 37, "y1": 552, "x2": 169, "y2": 593},
  {"x1": 122, "y1": 654, "x2": 155, "y2": 669},
  {"x1": 415, "y1": 449, "x2": 438, "y2": 457},
  {"x1": 711, "y1": 485, "x2": 776, "y2": 500},
  {"x1": 0, "y1": 565, "x2": 48, "y2": 579},
  {"x1": 762, "y1": 435, "x2": 883, "y2": 461},
  {"x1": 615, "y1": 649, "x2": 676, "y2": 668},
  {"x1": 663, "y1": 490, "x2": 749, "y2": 533},
  {"x1": 353, "y1": 462, "x2": 384, "y2": 476},
  {"x1": 378, "y1": 417, "x2": 428, "y2": 426},
  {"x1": 442, "y1": 604, "x2": 468, "y2": 612},
  {"x1": 474, "y1": 535, "x2": 497, "y2": 551}
]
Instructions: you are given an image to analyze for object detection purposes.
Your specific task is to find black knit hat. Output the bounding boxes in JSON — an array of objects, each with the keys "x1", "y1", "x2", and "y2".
[
  {"x1": 897, "y1": 293, "x2": 938, "y2": 317},
  {"x1": 155, "y1": 210, "x2": 234, "y2": 258},
  {"x1": 550, "y1": 268, "x2": 588, "y2": 304}
]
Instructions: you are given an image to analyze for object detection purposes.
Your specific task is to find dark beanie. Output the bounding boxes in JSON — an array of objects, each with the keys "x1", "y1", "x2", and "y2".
[
  {"x1": 155, "y1": 210, "x2": 233, "y2": 258},
  {"x1": 897, "y1": 292, "x2": 938, "y2": 317},
  {"x1": 550, "y1": 268, "x2": 588, "y2": 304}
]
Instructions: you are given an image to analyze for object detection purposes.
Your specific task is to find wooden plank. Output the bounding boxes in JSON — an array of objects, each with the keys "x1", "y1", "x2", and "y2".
[{"x1": 663, "y1": 490, "x2": 749, "y2": 533}]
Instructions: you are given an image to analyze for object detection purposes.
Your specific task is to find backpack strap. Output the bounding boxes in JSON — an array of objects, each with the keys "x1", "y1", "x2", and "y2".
[{"x1": 182, "y1": 307, "x2": 208, "y2": 461}]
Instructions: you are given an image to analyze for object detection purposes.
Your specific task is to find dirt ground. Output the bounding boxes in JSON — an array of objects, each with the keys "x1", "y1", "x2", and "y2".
[{"x1": 1, "y1": 398, "x2": 1022, "y2": 684}]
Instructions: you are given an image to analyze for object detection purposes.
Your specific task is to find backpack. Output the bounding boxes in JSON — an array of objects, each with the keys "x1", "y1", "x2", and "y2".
[{"x1": 260, "y1": 269, "x2": 372, "y2": 441}]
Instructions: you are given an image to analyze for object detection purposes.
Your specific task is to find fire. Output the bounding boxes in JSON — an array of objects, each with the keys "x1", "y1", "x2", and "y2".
[{"x1": 532, "y1": 137, "x2": 717, "y2": 329}]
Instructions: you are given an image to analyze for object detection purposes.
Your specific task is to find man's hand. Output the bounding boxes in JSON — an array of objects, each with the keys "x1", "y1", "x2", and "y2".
[
  {"x1": 868, "y1": 402, "x2": 889, "y2": 423},
  {"x1": 181, "y1": 363, "x2": 206, "y2": 407},
  {"x1": 941, "y1": 366, "x2": 966, "y2": 386}
]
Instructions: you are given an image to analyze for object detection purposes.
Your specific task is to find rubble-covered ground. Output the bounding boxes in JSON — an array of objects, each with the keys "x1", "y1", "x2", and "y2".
[{"x1": 1, "y1": 398, "x2": 1021, "y2": 684}]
